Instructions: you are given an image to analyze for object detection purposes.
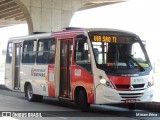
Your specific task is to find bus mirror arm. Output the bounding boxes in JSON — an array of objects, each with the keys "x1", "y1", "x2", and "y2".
[{"x1": 142, "y1": 40, "x2": 146, "y2": 47}]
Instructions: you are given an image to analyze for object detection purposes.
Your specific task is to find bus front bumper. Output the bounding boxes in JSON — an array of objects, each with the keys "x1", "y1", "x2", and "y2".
[{"x1": 95, "y1": 84, "x2": 154, "y2": 104}]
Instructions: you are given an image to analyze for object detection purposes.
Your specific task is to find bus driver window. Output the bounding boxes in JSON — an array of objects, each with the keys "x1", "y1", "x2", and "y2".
[
  {"x1": 75, "y1": 35, "x2": 90, "y2": 63},
  {"x1": 75, "y1": 35, "x2": 91, "y2": 72}
]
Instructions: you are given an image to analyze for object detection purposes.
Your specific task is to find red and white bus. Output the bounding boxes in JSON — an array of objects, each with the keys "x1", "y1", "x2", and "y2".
[{"x1": 5, "y1": 28, "x2": 154, "y2": 110}]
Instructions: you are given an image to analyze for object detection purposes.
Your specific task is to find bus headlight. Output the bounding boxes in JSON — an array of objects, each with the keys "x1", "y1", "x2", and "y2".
[
  {"x1": 99, "y1": 77, "x2": 114, "y2": 88},
  {"x1": 147, "y1": 75, "x2": 154, "y2": 88},
  {"x1": 100, "y1": 78, "x2": 106, "y2": 84}
]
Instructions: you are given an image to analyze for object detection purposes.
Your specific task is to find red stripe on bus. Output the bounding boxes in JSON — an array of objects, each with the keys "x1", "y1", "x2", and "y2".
[
  {"x1": 108, "y1": 76, "x2": 130, "y2": 85},
  {"x1": 108, "y1": 76, "x2": 131, "y2": 90},
  {"x1": 48, "y1": 82, "x2": 55, "y2": 97},
  {"x1": 48, "y1": 65, "x2": 55, "y2": 97}
]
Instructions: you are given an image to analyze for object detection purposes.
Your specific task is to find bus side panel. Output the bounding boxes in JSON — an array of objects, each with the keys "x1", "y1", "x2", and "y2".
[
  {"x1": 5, "y1": 64, "x2": 13, "y2": 90},
  {"x1": 48, "y1": 82, "x2": 55, "y2": 97},
  {"x1": 20, "y1": 65, "x2": 49, "y2": 96},
  {"x1": 72, "y1": 65, "x2": 94, "y2": 104},
  {"x1": 48, "y1": 65, "x2": 55, "y2": 97}
]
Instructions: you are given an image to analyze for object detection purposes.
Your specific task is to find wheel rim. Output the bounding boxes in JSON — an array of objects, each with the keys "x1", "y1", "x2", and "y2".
[{"x1": 27, "y1": 86, "x2": 33, "y2": 100}]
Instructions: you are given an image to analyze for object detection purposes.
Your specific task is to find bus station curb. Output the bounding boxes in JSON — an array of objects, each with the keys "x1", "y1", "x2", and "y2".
[{"x1": 136, "y1": 102, "x2": 160, "y2": 112}]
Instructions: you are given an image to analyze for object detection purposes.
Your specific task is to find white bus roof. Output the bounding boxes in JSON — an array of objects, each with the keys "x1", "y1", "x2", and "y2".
[
  {"x1": 8, "y1": 33, "x2": 52, "y2": 42},
  {"x1": 8, "y1": 28, "x2": 138, "y2": 42}
]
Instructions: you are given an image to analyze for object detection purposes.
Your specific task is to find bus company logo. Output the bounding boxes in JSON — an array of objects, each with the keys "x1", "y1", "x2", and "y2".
[
  {"x1": 129, "y1": 85, "x2": 134, "y2": 90},
  {"x1": 31, "y1": 68, "x2": 45, "y2": 77}
]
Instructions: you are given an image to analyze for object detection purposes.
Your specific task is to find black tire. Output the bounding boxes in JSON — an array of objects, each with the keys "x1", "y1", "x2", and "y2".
[
  {"x1": 128, "y1": 103, "x2": 136, "y2": 110},
  {"x1": 78, "y1": 90, "x2": 90, "y2": 111},
  {"x1": 74, "y1": 92, "x2": 79, "y2": 108},
  {"x1": 26, "y1": 84, "x2": 43, "y2": 102},
  {"x1": 75, "y1": 98, "x2": 79, "y2": 108}
]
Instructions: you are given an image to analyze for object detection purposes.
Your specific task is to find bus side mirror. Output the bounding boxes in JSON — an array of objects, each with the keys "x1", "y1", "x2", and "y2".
[{"x1": 142, "y1": 40, "x2": 146, "y2": 47}]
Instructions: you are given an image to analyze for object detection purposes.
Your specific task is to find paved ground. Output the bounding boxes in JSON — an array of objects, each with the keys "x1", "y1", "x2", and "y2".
[{"x1": 0, "y1": 87, "x2": 160, "y2": 120}]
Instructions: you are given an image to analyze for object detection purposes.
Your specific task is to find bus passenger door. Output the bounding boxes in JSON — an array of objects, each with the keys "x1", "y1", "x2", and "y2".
[
  {"x1": 60, "y1": 39, "x2": 73, "y2": 98},
  {"x1": 13, "y1": 43, "x2": 22, "y2": 90}
]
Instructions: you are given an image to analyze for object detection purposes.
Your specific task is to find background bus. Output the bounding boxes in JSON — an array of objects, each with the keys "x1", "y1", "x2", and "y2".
[{"x1": 5, "y1": 28, "x2": 154, "y2": 111}]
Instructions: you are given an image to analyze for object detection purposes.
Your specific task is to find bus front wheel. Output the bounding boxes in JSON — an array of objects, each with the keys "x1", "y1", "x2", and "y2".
[
  {"x1": 26, "y1": 84, "x2": 43, "y2": 102},
  {"x1": 78, "y1": 90, "x2": 90, "y2": 111}
]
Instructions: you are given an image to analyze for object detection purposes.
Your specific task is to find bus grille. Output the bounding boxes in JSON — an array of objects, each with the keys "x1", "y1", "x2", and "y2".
[
  {"x1": 119, "y1": 93, "x2": 143, "y2": 99},
  {"x1": 115, "y1": 84, "x2": 145, "y2": 89}
]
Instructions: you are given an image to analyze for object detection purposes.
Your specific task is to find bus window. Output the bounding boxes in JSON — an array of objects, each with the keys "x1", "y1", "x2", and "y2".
[
  {"x1": 92, "y1": 42, "x2": 107, "y2": 64},
  {"x1": 89, "y1": 32, "x2": 150, "y2": 71},
  {"x1": 36, "y1": 38, "x2": 56, "y2": 64},
  {"x1": 22, "y1": 40, "x2": 36, "y2": 64},
  {"x1": 6, "y1": 42, "x2": 13, "y2": 63},
  {"x1": 75, "y1": 35, "x2": 91, "y2": 72},
  {"x1": 132, "y1": 42, "x2": 147, "y2": 67}
]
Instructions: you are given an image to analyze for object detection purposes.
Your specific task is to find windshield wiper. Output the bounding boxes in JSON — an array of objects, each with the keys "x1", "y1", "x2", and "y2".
[
  {"x1": 125, "y1": 55, "x2": 145, "y2": 72},
  {"x1": 114, "y1": 45, "x2": 119, "y2": 70}
]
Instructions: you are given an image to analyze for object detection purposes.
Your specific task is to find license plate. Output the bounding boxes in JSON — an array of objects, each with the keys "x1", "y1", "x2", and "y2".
[{"x1": 126, "y1": 99, "x2": 136, "y2": 103}]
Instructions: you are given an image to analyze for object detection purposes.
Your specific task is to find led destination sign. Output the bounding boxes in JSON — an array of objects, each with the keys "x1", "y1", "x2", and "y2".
[
  {"x1": 93, "y1": 35, "x2": 117, "y2": 43},
  {"x1": 90, "y1": 32, "x2": 133, "y2": 44}
]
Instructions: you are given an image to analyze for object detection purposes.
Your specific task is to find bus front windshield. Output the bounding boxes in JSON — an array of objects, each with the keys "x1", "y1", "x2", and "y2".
[{"x1": 89, "y1": 32, "x2": 150, "y2": 73}]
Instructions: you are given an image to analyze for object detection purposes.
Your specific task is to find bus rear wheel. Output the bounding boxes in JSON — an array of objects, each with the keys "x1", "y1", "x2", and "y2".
[
  {"x1": 26, "y1": 84, "x2": 43, "y2": 102},
  {"x1": 78, "y1": 90, "x2": 90, "y2": 111}
]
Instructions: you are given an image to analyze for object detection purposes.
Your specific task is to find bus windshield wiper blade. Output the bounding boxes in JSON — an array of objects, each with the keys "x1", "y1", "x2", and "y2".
[
  {"x1": 114, "y1": 45, "x2": 119, "y2": 70},
  {"x1": 126, "y1": 55, "x2": 145, "y2": 72}
]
